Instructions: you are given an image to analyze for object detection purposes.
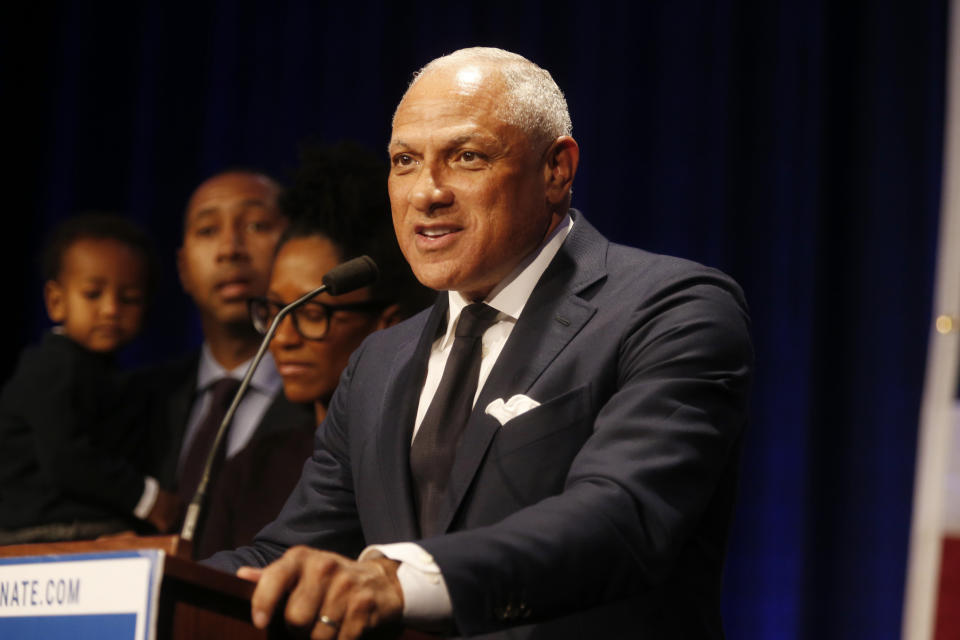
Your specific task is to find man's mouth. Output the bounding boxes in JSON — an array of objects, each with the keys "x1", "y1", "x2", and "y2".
[
  {"x1": 416, "y1": 225, "x2": 462, "y2": 246},
  {"x1": 420, "y1": 227, "x2": 455, "y2": 237},
  {"x1": 215, "y1": 277, "x2": 252, "y2": 300}
]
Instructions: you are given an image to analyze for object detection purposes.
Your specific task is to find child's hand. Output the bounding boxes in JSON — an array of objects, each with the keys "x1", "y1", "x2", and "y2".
[{"x1": 146, "y1": 488, "x2": 182, "y2": 533}]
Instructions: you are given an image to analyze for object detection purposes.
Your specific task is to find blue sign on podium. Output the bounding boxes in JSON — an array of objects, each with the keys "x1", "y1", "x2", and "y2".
[{"x1": 0, "y1": 549, "x2": 164, "y2": 640}]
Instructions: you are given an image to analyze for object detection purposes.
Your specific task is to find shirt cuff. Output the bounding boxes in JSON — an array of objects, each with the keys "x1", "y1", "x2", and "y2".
[
  {"x1": 359, "y1": 542, "x2": 453, "y2": 626},
  {"x1": 133, "y1": 476, "x2": 159, "y2": 520}
]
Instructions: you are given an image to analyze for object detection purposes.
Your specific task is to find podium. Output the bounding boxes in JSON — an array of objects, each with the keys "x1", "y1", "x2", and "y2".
[
  {"x1": 0, "y1": 536, "x2": 279, "y2": 639},
  {"x1": 0, "y1": 537, "x2": 434, "y2": 640}
]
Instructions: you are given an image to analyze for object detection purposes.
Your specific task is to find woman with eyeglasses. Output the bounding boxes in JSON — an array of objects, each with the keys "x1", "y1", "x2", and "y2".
[{"x1": 250, "y1": 224, "x2": 427, "y2": 423}]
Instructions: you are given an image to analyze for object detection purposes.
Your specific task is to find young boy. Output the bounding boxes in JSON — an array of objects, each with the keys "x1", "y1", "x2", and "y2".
[{"x1": 0, "y1": 214, "x2": 180, "y2": 544}]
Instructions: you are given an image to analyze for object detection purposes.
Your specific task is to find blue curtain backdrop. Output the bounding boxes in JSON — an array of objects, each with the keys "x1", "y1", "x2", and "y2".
[{"x1": 4, "y1": 1, "x2": 948, "y2": 637}]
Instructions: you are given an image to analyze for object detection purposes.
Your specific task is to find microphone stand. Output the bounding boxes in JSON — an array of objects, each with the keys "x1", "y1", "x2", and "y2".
[
  {"x1": 179, "y1": 282, "x2": 333, "y2": 546},
  {"x1": 178, "y1": 254, "x2": 378, "y2": 551}
]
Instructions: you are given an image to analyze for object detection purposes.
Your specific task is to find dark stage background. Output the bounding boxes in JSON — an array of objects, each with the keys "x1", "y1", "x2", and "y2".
[{"x1": 4, "y1": 2, "x2": 948, "y2": 637}]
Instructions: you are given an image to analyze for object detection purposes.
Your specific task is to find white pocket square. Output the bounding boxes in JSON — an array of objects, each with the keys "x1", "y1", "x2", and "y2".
[{"x1": 484, "y1": 394, "x2": 541, "y2": 426}]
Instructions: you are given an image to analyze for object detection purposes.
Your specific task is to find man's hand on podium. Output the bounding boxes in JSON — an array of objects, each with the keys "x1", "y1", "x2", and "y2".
[
  {"x1": 146, "y1": 489, "x2": 182, "y2": 533},
  {"x1": 237, "y1": 546, "x2": 404, "y2": 639}
]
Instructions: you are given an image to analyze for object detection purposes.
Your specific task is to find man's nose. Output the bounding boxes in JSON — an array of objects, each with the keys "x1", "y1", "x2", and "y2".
[
  {"x1": 408, "y1": 166, "x2": 454, "y2": 213},
  {"x1": 217, "y1": 222, "x2": 248, "y2": 260}
]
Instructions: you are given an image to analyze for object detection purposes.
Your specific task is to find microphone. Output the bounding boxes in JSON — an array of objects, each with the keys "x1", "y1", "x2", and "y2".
[
  {"x1": 179, "y1": 256, "x2": 379, "y2": 547},
  {"x1": 323, "y1": 255, "x2": 378, "y2": 295}
]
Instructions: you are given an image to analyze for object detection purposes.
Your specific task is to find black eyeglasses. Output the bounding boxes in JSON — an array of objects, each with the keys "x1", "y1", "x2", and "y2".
[{"x1": 248, "y1": 297, "x2": 387, "y2": 341}]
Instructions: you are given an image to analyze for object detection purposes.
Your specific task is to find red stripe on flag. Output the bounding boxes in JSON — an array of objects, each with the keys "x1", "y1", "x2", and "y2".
[{"x1": 935, "y1": 536, "x2": 960, "y2": 640}]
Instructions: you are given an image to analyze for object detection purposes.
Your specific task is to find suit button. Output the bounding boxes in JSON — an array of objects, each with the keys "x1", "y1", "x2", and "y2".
[{"x1": 495, "y1": 599, "x2": 529, "y2": 621}]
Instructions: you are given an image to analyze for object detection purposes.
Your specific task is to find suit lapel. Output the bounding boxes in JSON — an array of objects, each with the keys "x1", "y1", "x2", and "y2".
[
  {"x1": 377, "y1": 298, "x2": 448, "y2": 539},
  {"x1": 161, "y1": 355, "x2": 199, "y2": 487},
  {"x1": 436, "y1": 214, "x2": 608, "y2": 534}
]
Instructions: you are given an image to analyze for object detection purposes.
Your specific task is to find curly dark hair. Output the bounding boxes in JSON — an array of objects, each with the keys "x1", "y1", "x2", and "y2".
[
  {"x1": 279, "y1": 141, "x2": 434, "y2": 319},
  {"x1": 41, "y1": 212, "x2": 158, "y2": 297}
]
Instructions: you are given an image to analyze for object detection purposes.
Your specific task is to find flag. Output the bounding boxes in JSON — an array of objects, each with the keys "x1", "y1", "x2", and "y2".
[{"x1": 903, "y1": 2, "x2": 960, "y2": 637}]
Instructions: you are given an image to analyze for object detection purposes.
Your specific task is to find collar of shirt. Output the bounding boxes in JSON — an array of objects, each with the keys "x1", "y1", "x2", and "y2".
[
  {"x1": 438, "y1": 213, "x2": 574, "y2": 350},
  {"x1": 179, "y1": 343, "x2": 284, "y2": 465},
  {"x1": 196, "y1": 342, "x2": 283, "y2": 396}
]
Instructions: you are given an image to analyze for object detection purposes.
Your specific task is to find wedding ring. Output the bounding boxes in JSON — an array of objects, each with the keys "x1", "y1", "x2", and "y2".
[{"x1": 318, "y1": 614, "x2": 340, "y2": 630}]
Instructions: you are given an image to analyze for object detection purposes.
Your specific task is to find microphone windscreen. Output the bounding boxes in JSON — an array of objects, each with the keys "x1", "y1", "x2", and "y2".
[{"x1": 322, "y1": 255, "x2": 380, "y2": 295}]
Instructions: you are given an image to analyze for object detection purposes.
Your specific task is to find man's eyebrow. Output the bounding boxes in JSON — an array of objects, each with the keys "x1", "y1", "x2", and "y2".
[
  {"x1": 389, "y1": 133, "x2": 495, "y2": 152},
  {"x1": 388, "y1": 139, "x2": 411, "y2": 152},
  {"x1": 187, "y1": 208, "x2": 216, "y2": 223},
  {"x1": 449, "y1": 133, "x2": 489, "y2": 146},
  {"x1": 189, "y1": 199, "x2": 269, "y2": 222}
]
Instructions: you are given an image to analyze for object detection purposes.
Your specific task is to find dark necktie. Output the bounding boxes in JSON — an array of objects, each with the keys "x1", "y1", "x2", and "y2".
[
  {"x1": 178, "y1": 377, "x2": 241, "y2": 504},
  {"x1": 410, "y1": 303, "x2": 499, "y2": 537}
]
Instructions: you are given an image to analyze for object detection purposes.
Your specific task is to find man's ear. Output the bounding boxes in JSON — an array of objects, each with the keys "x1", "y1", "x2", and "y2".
[
  {"x1": 44, "y1": 280, "x2": 66, "y2": 324},
  {"x1": 543, "y1": 136, "x2": 580, "y2": 206},
  {"x1": 376, "y1": 303, "x2": 404, "y2": 330}
]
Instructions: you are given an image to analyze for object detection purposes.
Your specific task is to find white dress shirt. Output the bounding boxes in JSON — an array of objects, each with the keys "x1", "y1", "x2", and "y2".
[{"x1": 360, "y1": 214, "x2": 573, "y2": 625}]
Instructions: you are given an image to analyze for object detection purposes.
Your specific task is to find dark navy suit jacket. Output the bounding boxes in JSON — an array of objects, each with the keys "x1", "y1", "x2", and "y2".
[{"x1": 209, "y1": 212, "x2": 754, "y2": 639}]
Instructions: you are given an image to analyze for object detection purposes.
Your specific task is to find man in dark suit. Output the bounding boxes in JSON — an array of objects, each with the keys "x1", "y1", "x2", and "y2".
[
  {"x1": 152, "y1": 170, "x2": 315, "y2": 558},
  {"x1": 208, "y1": 47, "x2": 753, "y2": 639}
]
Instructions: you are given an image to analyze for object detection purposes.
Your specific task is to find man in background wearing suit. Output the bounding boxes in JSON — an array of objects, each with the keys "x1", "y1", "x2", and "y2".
[
  {"x1": 153, "y1": 170, "x2": 315, "y2": 558},
  {"x1": 209, "y1": 48, "x2": 753, "y2": 639}
]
